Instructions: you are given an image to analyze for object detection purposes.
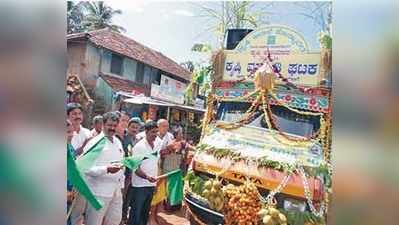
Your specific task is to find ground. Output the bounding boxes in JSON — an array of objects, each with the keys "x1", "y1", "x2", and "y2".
[{"x1": 153, "y1": 206, "x2": 190, "y2": 225}]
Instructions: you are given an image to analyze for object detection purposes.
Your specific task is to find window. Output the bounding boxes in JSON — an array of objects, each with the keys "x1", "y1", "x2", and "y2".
[
  {"x1": 151, "y1": 68, "x2": 159, "y2": 84},
  {"x1": 152, "y1": 70, "x2": 161, "y2": 85},
  {"x1": 216, "y1": 102, "x2": 320, "y2": 137},
  {"x1": 143, "y1": 66, "x2": 152, "y2": 84},
  {"x1": 110, "y1": 53, "x2": 123, "y2": 75},
  {"x1": 136, "y1": 62, "x2": 144, "y2": 83}
]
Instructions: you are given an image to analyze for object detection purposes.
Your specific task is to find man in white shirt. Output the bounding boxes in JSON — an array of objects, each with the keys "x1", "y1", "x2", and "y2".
[
  {"x1": 90, "y1": 115, "x2": 103, "y2": 138},
  {"x1": 67, "y1": 103, "x2": 91, "y2": 156},
  {"x1": 157, "y1": 119, "x2": 174, "y2": 152},
  {"x1": 135, "y1": 130, "x2": 146, "y2": 140},
  {"x1": 128, "y1": 121, "x2": 162, "y2": 225},
  {"x1": 83, "y1": 112, "x2": 125, "y2": 225},
  {"x1": 153, "y1": 119, "x2": 174, "y2": 215},
  {"x1": 67, "y1": 102, "x2": 92, "y2": 225},
  {"x1": 135, "y1": 119, "x2": 153, "y2": 140}
]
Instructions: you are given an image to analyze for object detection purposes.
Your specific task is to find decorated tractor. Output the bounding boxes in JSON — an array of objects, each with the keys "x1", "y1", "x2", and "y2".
[{"x1": 184, "y1": 25, "x2": 332, "y2": 225}]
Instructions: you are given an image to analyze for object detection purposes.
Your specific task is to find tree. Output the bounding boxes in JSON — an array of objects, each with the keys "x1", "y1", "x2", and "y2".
[
  {"x1": 184, "y1": 65, "x2": 212, "y2": 105},
  {"x1": 295, "y1": 2, "x2": 332, "y2": 50},
  {"x1": 295, "y1": 2, "x2": 332, "y2": 35},
  {"x1": 180, "y1": 61, "x2": 195, "y2": 73},
  {"x1": 191, "y1": 43, "x2": 212, "y2": 53},
  {"x1": 67, "y1": 1, "x2": 85, "y2": 34},
  {"x1": 192, "y1": 1, "x2": 272, "y2": 48},
  {"x1": 81, "y1": 2, "x2": 126, "y2": 33},
  {"x1": 184, "y1": 2, "x2": 272, "y2": 101},
  {"x1": 184, "y1": 2, "x2": 273, "y2": 103}
]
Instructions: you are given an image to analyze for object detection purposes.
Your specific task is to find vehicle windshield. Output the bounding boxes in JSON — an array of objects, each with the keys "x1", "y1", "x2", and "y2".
[{"x1": 216, "y1": 101, "x2": 321, "y2": 137}]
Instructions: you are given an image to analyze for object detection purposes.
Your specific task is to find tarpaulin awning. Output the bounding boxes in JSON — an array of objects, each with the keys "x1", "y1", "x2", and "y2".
[
  {"x1": 120, "y1": 91, "x2": 205, "y2": 113},
  {"x1": 172, "y1": 104, "x2": 206, "y2": 113},
  {"x1": 123, "y1": 96, "x2": 174, "y2": 107}
]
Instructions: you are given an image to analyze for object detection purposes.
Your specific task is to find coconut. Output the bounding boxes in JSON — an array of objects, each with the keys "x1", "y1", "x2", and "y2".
[
  {"x1": 262, "y1": 215, "x2": 271, "y2": 224},
  {"x1": 278, "y1": 213, "x2": 287, "y2": 223}
]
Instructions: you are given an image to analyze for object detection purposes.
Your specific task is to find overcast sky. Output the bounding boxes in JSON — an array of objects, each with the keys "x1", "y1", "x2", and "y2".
[{"x1": 106, "y1": 1, "x2": 330, "y2": 65}]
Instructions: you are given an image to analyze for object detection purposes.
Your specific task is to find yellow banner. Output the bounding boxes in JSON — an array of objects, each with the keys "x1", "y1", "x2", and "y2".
[
  {"x1": 223, "y1": 52, "x2": 321, "y2": 86},
  {"x1": 222, "y1": 25, "x2": 322, "y2": 87}
]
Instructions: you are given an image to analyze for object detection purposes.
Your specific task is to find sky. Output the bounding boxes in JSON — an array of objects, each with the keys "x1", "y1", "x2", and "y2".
[{"x1": 105, "y1": 1, "x2": 331, "y2": 65}]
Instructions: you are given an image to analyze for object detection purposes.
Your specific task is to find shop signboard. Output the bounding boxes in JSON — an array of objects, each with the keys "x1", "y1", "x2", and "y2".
[
  {"x1": 151, "y1": 75, "x2": 187, "y2": 104},
  {"x1": 223, "y1": 25, "x2": 322, "y2": 87}
]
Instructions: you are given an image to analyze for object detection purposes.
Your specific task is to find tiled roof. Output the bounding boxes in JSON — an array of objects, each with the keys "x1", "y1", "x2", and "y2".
[
  {"x1": 67, "y1": 29, "x2": 192, "y2": 81},
  {"x1": 99, "y1": 73, "x2": 146, "y2": 94}
]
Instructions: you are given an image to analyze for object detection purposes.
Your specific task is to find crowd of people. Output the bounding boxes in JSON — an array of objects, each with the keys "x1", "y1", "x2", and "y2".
[{"x1": 66, "y1": 102, "x2": 193, "y2": 225}]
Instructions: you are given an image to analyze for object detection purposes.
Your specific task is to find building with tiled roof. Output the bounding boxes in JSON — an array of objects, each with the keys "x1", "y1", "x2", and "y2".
[
  {"x1": 66, "y1": 28, "x2": 193, "y2": 114},
  {"x1": 68, "y1": 29, "x2": 191, "y2": 80}
]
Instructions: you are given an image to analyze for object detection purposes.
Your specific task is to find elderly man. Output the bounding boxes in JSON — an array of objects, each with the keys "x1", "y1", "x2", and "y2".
[
  {"x1": 81, "y1": 112, "x2": 125, "y2": 225},
  {"x1": 157, "y1": 119, "x2": 175, "y2": 173},
  {"x1": 128, "y1": 121, "x2": 162, "y2": 225},
  {"x1": 157, "y1": 119, "x2": 174, "y2": 152}
]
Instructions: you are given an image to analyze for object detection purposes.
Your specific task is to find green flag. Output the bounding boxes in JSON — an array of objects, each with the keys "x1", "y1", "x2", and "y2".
[
  {"x1": 122, "y1": 151, "x2": 158, "y2": 171},
  {"x1": 122, "y1": 155, "x2": 183, "y2": 206},
  {"x1": 166, "y1": 169, "x2": 183, "y2": 206},
  {"x1": 67, "y1": 144, "x2": 103, "y2": 210},
  {"x1": 76, "y1": 136, "x2": 107, "y2": 173}
]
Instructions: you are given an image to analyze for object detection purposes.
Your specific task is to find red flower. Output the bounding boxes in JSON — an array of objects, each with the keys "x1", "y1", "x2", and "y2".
[
  {"x1": 309, "y1": 98, "x2": 317, "y2": 105},
  {"x1": 284, "y1": 95, "x2": 292, "y2": 101}
]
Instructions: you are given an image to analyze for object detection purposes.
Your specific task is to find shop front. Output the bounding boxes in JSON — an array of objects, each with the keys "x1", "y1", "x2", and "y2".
[
  {"x1": 120, "y1": 93, "x2": 174, "y2": 122},
  {"x1": 150, "y1": 74, "x2": 205, "y2": 142},
  {"x1": 169, "y1": 105, "x2": 205, "y2": 144}
]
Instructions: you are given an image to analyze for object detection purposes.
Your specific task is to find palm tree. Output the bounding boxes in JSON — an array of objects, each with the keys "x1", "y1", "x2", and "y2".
[
  {"x1": 67, "y1": 1, "x2": 85, "y2": 34},
  {"x1": 192, "y1": 1, "x2": 272, "y2": 48},
  {"x1": 82, "y1": 2, "x2": 125, "y2": 33},
  {"x1": 185, "y1": 2, "x2": 272, "y2": 100}
]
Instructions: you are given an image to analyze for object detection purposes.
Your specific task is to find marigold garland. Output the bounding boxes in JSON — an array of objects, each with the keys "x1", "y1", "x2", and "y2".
[
  {"x1": 263, "y1": 91, "x2": 324, "y2": 142},
  {"x1": 215, "y1": 93, "x2": 262, "y2": 130},
  {"x1": 210, "y1": 89, "x2": 329, "y2": 148},
  {"x1": 215, "y1": 89, "x2": 259, "y2": 102}
]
